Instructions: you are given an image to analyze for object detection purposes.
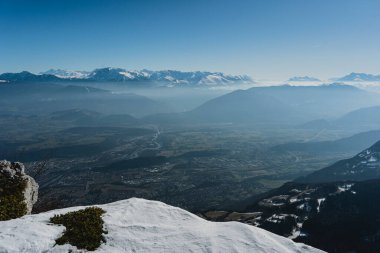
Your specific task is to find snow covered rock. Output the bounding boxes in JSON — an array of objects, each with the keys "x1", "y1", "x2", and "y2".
[
  {"x1": 0, "y1": 160, "x2": 38, "y2": 218},
  {"x1": 41, "y1": 69, "x2": 90, "y2": 79},
  {"x1": 0, "y1": 198, "x2": 324, "y2": 253}
]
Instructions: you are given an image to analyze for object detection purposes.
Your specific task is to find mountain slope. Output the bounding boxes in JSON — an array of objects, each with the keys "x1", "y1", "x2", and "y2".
[
  {"x1": 0, "y1": 82, "x2": 172, "y2": 117},
  {"x1": 272, "y1": 130, "x2": 380, "y2": 155},
  {"x1": 212, "y1": 179, "x2": 380, "y2": 253},
  {"x1": 249, "y1": 84, "x2": 380, "y2": 118},
  {"x1": 203, "y1": 140, "x2": 380, "y2": 253},
  {"x1": 335, "y1": 106, "x2": 380, "y2": 129},
  {"x1": 0, "y1": 198, "x2": 323, "y2": 253},
  {"x1": 300, "y1": 179, "x2": 380, "y2": 253},
  {"x1": 298, "y1": 140, "x2": 380, "y2": 183},
  {"x1": 0, "y1": 71, "x2": 61, "y2": 82},
  {"x1": 146, "y1": 83, "x2": 378, "y2": 126},
  {"x1": 298, "y1": 106, "x2": 380, "y2": 132},
  {"x1": 187, "y1": 88, "x2": 305, "y2": 125}
]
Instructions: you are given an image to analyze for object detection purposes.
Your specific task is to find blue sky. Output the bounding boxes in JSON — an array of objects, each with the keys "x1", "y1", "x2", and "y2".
[{"x1": 1, "y1": 0, "x2": 380, "y2": 80}]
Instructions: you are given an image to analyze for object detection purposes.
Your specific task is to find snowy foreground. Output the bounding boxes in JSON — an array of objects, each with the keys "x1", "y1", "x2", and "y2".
[{"x1": 0, "y1": 198, "x2": 324, "y2": 253}]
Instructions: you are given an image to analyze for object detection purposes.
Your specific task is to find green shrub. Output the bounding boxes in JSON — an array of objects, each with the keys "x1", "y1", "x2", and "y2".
[
  {"x1": 50, "y1": 207, "x2": 106, "y2": 251},
  {"x1": 0, "y1": 174, "x2": 27, "y2": 221}
]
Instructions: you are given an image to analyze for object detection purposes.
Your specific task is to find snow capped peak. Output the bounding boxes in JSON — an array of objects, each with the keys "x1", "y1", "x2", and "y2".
[
  {"x1": 119, "y1": 71, "x2": 134, "y2": 79},
  {"x1": 0, "y1": 198, "x2": 323, "y2": 253},
  {"x1": 1, "y1": 68, "x2": 254, "y2": 86},
  {"x1": 37, "y1": 68, "x2": 254, "y2": 86},
  {"x1": 198, "y1": 74, "x2": 229, "y2": 85},
  {"x1": 40, "y1": 69, "x2": 90, "y2": 79},
  {"x1": 336, "y1": 72, "x2": 380, "y2": 82}
]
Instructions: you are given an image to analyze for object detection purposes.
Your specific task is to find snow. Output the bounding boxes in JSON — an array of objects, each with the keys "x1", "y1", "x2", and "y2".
[
  {"x1": 35, "y1": 68, "x2": 253, "y2": 86},
  {"x1": 316, "y1": 198, "x2": 326, "y2": 213},
  {"x1": 289, "y1": 197, "x2": 300, "y2": 203},
  {"x1": 368, "y1": 156, "x2": 377, "y2": 162},
  {"x1": 198, "y1": 74, "x2": 232, "y2": 85},
  {"x1": 0, "y1": 198, "x2": 324, "y2": 253},
  {"x1": 164, "y1": 75, "x2": 175, "y2": 81},
  {"x1": 40, "y1": 69, "x2": 90, "y2": 79},
  {"x1": 297, "y1": 204, "x2": 305, "y2": 210},
  {"x1": 119, "y1": 71, "x2": 134, "y2": 79},
  {"x1": 338, "y1": 183, "x2": 354, "y2": 193}
]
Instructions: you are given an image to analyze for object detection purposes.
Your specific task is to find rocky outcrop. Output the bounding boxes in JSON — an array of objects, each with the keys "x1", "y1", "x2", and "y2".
[{"x1": 0, "y1": 160, "x2": 38, "y2": 220}]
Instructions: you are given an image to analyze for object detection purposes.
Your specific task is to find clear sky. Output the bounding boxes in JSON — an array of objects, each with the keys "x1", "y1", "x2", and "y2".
[{"x1": 1, "y1": 0, "x2": 380, "y2": 80}]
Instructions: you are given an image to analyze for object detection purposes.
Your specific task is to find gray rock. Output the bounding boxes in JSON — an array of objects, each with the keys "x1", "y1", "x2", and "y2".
[{"x1": 0, "y1": 160, "x2": 39, "y2": 214}]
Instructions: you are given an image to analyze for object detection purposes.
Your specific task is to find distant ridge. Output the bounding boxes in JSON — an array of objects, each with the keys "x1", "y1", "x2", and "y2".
[
  {"x1": 288, "y1": 76, "x2": 321, "y2": 82},
  {"x1": 0, "y1": 71, "x2": 61, "y2": 82},
  {"x1": 0, "y1": 68, "x2": 253, "y2": 86},
  {"x1": 335, "y1": 72, "x2": 380, "y2": 82}
]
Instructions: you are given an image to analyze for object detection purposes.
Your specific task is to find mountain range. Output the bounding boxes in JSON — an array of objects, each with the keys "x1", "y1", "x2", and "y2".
[
  {"x1": 2, "y1": 69, "x2": 380, "y2": 84},
  {"x1": 0, "y1": 68, "x2": 253, "y2": 86},
  {"x1": 335, "y1": 72, "x2": 380, "y2": 82},
  {"x1": 335, "y1": 106, "x2": 380, "y2": 128},
  {"x1": 0, "y1": 82, "x2": 172, "y2": 117},
  {"x1": 298, "y1": 105, "x2": 380, "y2": 132},
  {"x1": 245, "y1": 84, "x2": 378, "y2": 118},
  {"x1": 145, "y1": 83, "x2": 380, "y2": 126},
  {"x1": 286, "y1": 72, "x2": 380, "y2": 82}
]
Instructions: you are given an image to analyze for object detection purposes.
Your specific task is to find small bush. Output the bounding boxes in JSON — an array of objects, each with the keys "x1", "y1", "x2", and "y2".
[
  {"x1": 0, "y1": 174, "x2": 27, "y2": 221},
  {"x1": 50, "y1": 207, "x2": 106, "y2": 251}
]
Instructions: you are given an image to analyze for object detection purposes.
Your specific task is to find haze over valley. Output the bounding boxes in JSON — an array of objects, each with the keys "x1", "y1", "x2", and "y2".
[
  {"x1": 2, "y1": 1, "x2": 380, "y2": 252},
  {"x1": 1, "y1": 69, "x2": 380, "y2": 213}
]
